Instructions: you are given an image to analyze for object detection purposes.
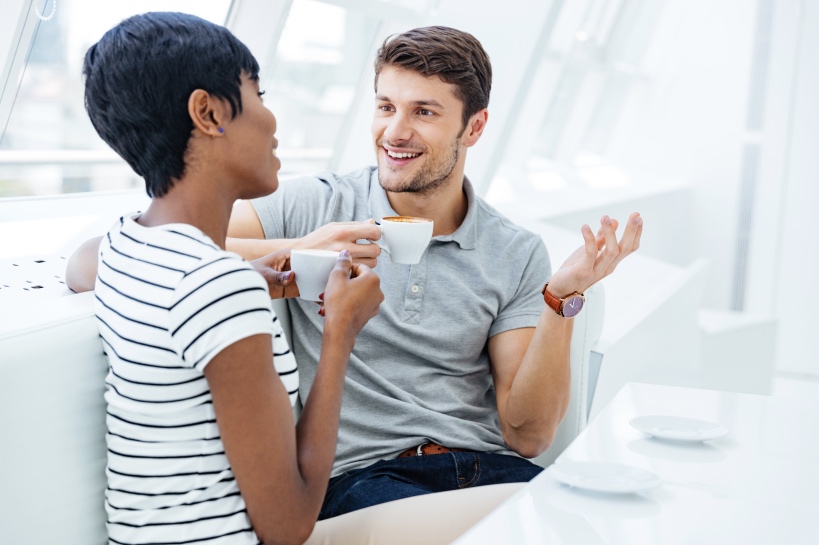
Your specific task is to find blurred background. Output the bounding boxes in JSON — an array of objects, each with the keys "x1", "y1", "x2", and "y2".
[{"x1": 1, "y1": 0, "x2": 817, "y2": 393}]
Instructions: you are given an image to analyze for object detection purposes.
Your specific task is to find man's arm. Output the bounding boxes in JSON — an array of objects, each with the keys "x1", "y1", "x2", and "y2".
[
  {"x1": 65, "y1": 236, "x2": 103, "y2": 293},
  {"x1": 227, "y1": 200, "x2": 382, "y2": 267},
  {"x1": 489, "y1": 213, "x2": 643, "y2": 458},
  {"x1": 64, "y1": 201, "x2": 381, "y2": 294}
]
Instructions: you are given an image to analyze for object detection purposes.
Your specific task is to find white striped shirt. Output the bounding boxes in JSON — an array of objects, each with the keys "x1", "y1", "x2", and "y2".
[{"x1": 95, "y1": 213, "x2": 297, "y2": 545}]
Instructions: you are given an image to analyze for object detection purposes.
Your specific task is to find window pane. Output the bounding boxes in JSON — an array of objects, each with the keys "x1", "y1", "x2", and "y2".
[
  {"x1": 0, "y1": 0, "x2": 232, "y2": 197},
  {"x1": 260, "y1": 0, "x2": 380, "y2": 174}
]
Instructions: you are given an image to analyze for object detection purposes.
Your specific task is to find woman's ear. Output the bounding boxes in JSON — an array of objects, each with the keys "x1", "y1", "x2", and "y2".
[{"x1": 188, "y1": 89, "x2": 226, "y2": 138}]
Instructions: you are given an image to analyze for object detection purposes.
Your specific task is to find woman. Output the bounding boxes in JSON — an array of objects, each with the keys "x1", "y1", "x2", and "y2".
[{"x1": 83, "y1": 12, "x2": 383, "y2": 545}]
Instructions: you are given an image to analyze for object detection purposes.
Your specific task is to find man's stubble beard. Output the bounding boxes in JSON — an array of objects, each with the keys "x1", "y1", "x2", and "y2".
[{"x1": 378, "y1": 137, "x2": 460, "y2": 197}]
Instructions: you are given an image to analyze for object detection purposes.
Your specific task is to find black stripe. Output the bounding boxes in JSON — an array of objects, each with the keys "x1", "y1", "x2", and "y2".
[
  {"x1": 106, "y1": 491, "x2": 241, "y2": 511},
  {"x1": 167, "y1": 229, "x2": 219, "y2": 249},
  {"x1": 287, "y1": 387, "x2": 298, "y2": 395},
  {"x1": 102, "y1": 258, "x2": 174, "y2": 290},
  {"x1": 108, "y1": 243, "x2": 186, "y2": 273},
  {"x1": 108, "y1": 467, "x2": 227, "y2": 479},
  {"x1": 108, "y1": 447, "x2": 225, "y2": 460},
  {"x1": 120, "y1": 230, "x2": 202, "y2": 259},
  {"x1": 107, "y1": 382, "x2": 210, "y2": 405},
  {"x1": 98, "y1": 316, "x2": 177, "y2": 355},
  {"x1": 171, "y1": 286, "x2": 267, "y2": 337},
  {"x1": 277, "y1": 367, "x2": 297, "y2": 376},
  {"x1": 107, "y1": 477, "x2": 234, "y2": 497},
  {"x1": 182, "y1": 308, "x2": 271, "y2": 357},
  {"x1": 109, "y1": 527, "x2": 253, "y2": 545},
  {"x1": 107, "y1": 431, "x2": 221, "y2": 443},
  {"x1": 171, "y1": 268, "x2": 251, "y2": 310},
  {"x1": 108, "y1": 507, "x2": 247, "y2": 528},
  {"x1": 97, "y1": 274, "x2": 169, "y2": 310},
  {"x1": 109, "y1": 366, "x2": 204, "y2": 387},
  {"x1": 273, "y1": 349, "x2": 292, "y2": 357},
  {"x1": 107, "y1": 411, "x2": 215, "y2": 429},
  {"x1": 101, "y1": 338, "x2": 186, "y2": 370},
  {"x1": 95, "y1": 293, "x2": 168, "y2": 331},
  {"x1": 183, "y1": 256, "x2": 235, "y2": 278}
]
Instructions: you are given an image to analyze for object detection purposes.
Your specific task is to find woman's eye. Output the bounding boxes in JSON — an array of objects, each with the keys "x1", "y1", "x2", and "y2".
[{"x1": 258, "y1": 90, "x2": 266, "y2": 97}]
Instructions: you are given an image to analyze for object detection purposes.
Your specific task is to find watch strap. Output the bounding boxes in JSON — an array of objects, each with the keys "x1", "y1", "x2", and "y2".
[{"x1": 541, "y1": 283, "x2": 563, "y2": 315}]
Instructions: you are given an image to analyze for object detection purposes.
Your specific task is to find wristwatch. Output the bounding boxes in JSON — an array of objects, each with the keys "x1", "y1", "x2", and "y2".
[{"x1": 542, "y1": 283, "x2": 585, "y2": 318}]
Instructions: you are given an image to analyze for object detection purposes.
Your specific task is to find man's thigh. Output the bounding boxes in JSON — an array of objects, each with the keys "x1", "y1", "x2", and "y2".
[{"x1": 320, "y1": 453, "x2": 543, "y2": 520}]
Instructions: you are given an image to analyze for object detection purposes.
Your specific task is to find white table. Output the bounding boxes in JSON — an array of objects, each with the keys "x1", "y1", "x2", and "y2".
[{"x1": 454, "y1": 383, "x2": 819, "y2": 545}]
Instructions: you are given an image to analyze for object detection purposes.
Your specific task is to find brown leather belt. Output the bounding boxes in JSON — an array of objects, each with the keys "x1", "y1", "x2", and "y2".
[{"x1": 397, "y1": 442, "x2": 469, "y2": 458}]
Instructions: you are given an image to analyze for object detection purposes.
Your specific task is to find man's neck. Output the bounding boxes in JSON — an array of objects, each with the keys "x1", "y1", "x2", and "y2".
[{"x1": 385, "y1": 175, "x2": 469, "y2": 237}]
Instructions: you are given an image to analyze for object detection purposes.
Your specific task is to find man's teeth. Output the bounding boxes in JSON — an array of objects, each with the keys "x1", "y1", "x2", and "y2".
[
  {"x1": 387, "y1": 150, "x2": 420, "y2": 159},
  {"x1": 272, "y1": 148, "x2": 277, "y2": 157}
]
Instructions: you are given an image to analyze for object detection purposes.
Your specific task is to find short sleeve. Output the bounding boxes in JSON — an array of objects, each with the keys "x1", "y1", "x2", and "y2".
[
  {"x1": 169, "y1": 256, "x2": 275, "y2": 371},
  {"x1": 489, "y1": 235, "x2": 550, "y2": 338},
  {"x1": 251, "y1": 173, "x2": 338, "y2": 240}
]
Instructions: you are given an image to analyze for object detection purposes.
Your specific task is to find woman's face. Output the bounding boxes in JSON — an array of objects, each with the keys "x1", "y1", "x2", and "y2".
[{"x1": 220, "y1": 73, "x2": 281, "y2": 199}]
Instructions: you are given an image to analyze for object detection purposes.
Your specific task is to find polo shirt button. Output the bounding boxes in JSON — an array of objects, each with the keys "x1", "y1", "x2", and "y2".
[{"x1": 411, "y1": 285, "x2": 420, "y2": 293}]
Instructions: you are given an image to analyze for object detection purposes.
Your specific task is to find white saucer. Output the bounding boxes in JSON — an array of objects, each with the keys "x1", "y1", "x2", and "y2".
[
  {"x1": 551, "y1": 461, "x2": 662, "y2": 494},
  {"x1": 630, "y1": 415, "x2": 728, "y2": 442}
]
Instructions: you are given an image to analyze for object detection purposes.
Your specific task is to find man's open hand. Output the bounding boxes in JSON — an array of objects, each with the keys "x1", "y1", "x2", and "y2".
[{"x1": 547, "y1": 212, "x2": 643, "y2": 297}]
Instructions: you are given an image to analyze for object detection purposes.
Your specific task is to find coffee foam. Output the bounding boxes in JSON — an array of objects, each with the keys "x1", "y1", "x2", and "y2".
[{"x1": 382, "y1": 216, "x2": 432, "y2": 224}]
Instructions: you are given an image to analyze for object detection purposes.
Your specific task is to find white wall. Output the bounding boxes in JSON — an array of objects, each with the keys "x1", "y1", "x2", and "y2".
[{"x1": 773, "y1": 0, "x2": 819, "y2": 375}]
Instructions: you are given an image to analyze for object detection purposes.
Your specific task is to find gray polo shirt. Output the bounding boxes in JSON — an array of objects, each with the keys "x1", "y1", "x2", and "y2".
[{"x1": 253, "y1": 166, "x2": 550, "y2": 476}]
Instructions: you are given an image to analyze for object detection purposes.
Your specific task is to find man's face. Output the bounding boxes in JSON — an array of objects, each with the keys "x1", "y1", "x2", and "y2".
[{"x1": 372, "y1": 66, "x2": 468, "y2": 195}]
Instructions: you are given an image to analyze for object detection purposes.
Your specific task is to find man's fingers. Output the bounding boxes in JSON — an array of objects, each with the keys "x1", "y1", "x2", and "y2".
[{"x1": 335, "y1": 221, "x2": 382, "y2": 242}]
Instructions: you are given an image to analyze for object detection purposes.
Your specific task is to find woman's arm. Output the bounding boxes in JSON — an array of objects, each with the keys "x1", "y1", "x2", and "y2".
[{"x1": 205, "y1": 252, "x2": 382, "y2": 545}]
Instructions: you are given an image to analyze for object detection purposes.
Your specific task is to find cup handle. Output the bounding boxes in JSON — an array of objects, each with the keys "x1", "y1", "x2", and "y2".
[
  {"x1": 374, "y1": 226, "x2": 390, "y2": 255},
  {"x1": 374, "y1": 239, "x2": 390, "y2": 255}
]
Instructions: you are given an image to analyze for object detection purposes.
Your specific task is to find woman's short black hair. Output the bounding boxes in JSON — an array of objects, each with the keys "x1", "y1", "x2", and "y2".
[{"x1": 83, "y1": 12, "x2": 260, "y2": 197}]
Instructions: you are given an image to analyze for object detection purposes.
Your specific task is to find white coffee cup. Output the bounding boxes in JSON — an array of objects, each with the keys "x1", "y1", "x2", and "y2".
[
  {"x1": 289, "y1": 249, "x2": 340, "y2": 302},
  {"x1": 376, "y1": 216, "x2": 433, "y2": 265}
]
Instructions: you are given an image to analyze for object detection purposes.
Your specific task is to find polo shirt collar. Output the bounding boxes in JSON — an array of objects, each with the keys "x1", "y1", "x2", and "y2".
[{"x1": 368, "y1": 168, "x2": 478, "y2": 250}]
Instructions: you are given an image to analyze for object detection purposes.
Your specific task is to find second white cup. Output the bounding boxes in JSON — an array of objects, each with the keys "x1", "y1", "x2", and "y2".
[{"x1": 289, "y1": 249, "x2": 340, "y2": 302}]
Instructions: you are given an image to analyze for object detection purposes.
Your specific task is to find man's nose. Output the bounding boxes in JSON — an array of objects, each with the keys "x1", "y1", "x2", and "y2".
[{"x1": 384, "y1": 112, "x2": 412, "y2": 143}]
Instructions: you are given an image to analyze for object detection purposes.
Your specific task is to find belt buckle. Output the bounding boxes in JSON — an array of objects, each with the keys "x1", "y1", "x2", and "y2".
[{"x1": 416, "y1": 443, "x2": 427, "y2": 456}]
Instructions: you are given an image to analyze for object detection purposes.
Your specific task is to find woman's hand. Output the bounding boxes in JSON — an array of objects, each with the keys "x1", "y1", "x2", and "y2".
[
  {"x1": 250, "y1": 249, "x2": 299, "y2": 299},
  {"x1": 320, "y1": 250, "x2": 383, "y2": 339}
]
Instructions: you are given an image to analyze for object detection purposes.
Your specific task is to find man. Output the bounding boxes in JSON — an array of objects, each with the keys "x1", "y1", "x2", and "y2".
[
  {"x1": 227, "y1": 26, "x2": 642, "y2": 520},
  {"x1": 68, "y1": 26, "x2": 642, "y2": 521}
]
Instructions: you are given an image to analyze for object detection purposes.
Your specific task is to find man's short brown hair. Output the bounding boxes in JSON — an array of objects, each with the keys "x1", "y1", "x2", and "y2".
[{"x1": 374, "y1": 26, "x2": 492, "y2": 129}]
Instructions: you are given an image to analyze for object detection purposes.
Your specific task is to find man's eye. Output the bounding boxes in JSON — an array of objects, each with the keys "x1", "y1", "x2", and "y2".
[
  {"x1": 379, "y1": 105, "x2": 394, "y2": 112},
  {"x1": 419, "y1": 109, "x2": 433, "y2": 116}
]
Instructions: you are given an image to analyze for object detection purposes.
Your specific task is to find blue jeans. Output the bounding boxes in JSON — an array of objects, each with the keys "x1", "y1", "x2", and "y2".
[{"x1": 318, "y1": 452, "x2": 543, "y2": 520}]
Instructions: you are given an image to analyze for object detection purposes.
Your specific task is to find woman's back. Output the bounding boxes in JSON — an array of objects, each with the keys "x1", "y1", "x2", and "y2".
[{"x1": 96, "y1": 213, "x2": 297, "y2": 545}]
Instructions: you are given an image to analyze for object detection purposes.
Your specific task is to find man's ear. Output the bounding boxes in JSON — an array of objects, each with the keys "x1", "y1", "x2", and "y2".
[
  {"x1": 462, "y1": 109, "x2": 488, "y2": 148},
  {"x1": 188, "y1": 89, "x2": 227, "y2": 138}
]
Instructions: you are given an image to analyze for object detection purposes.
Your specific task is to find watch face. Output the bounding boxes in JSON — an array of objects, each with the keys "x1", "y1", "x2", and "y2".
[{"x1": 562, "y1": 295, "x2": 584, "y2": 318}]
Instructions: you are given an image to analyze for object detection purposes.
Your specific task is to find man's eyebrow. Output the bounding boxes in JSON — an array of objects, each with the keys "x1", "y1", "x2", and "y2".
[{"x1": 375, "y1": 95, "x2": 445, "y2": 109}]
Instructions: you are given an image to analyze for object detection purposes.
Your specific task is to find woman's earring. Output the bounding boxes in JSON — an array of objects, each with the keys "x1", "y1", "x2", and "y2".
[{"x1": 218, "y1": 127, "x2": 224, "y2": 133}]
